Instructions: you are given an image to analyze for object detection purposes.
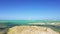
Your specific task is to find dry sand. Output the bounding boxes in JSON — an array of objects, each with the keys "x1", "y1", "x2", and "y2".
[{"x1": 7, "y1": 26, "x2": 59, "y2": 34}]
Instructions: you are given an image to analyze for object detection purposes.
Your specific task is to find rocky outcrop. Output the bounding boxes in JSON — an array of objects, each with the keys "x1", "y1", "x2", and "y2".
[{"x1": 7, "y1": 26, "x2": 59, "y2": 34}]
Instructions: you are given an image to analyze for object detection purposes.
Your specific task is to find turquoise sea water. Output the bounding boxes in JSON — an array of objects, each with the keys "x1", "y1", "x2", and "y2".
[
  {"x1": 0, "y1": 20, "x2": 60, "y2": 24},
  {"x1": 0, "y1": 20, "x2": 45, "y2": 24}
]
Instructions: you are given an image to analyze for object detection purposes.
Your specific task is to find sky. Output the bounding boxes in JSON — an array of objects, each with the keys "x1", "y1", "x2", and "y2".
[{"x1": 0, "y1": 0, "x2": 60, "y2": 20}]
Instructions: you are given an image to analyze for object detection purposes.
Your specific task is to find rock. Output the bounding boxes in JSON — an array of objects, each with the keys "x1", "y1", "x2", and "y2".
[{"x1": 7, "y1": 26, "x2": 59, "y2": 34}]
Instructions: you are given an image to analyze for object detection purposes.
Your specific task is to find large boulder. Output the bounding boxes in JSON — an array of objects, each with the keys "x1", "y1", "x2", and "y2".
[{"x1": 7, "y1": 26, "x2": 59, "y2": 34}]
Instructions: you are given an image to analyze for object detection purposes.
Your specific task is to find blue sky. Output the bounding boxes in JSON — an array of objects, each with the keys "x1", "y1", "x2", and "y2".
[{"x1": 0, "y1": 0, "x2": 60, "y2": 20}]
